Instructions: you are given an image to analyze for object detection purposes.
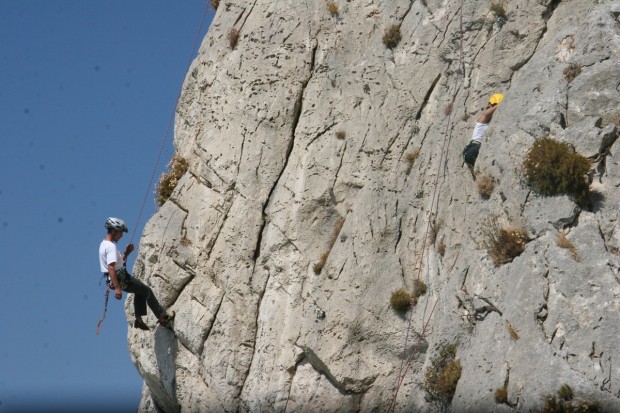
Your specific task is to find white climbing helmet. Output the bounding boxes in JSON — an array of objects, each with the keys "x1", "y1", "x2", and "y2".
[{"x1": 105, "y1": 217, "x2": 128, "y2": 233}]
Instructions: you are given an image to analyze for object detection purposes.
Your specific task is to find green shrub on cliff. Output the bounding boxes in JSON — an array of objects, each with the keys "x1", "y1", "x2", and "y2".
[
  {"x1": 424, "y1": 343, "x2": 462, "y2": 405},
  {"x1": 523, "y1": 137, "x2": 591, "y2": 205}
]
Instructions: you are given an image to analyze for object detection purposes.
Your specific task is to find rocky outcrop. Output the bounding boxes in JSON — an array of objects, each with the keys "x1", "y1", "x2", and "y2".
[{"x1": 128, "y1": 1, "x2": 620, "y2": 411}]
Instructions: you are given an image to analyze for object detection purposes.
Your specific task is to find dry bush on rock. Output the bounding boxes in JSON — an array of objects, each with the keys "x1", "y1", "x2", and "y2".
[
  {"x1": 523, "y1": 137, "x2": 591, "y2": 206},
  {"x1": 405, "y1": 148, "x2": 421, "y2": 174},
  {"x1": 537, "y1": 384, "x2": 602, "y2": 413},
  {"x1": 313, "y1": 218, "x2": 344, "y2": 274},
  {"x1": 557, "y1": 385, "x2": 573, "y2": 401},
  {"x1": 335, "y1": 130, "x2": 346, "y2": 140},
  {"x1": 476, "y1": 174, "x2": 495, "y2": 198},
  {"x1": 482, "y1": 217, "x2": 529, "y2": 267},
  {"x1": 563, "y1": 63, "x2": 582, "y2": 83},
  {"x1": 326, "y1": 1, "x2": 339, "y2": 16},
  {"x1": 495, "y1": 386, "x2": 508, "y2": 404},
  {"x1": 156, "y1": 155, "x2": 189, "y2": 206},
  {"x1": 429, "y1": 219, "x2": 443, "y2": 245},
  {"x1": 211, "y1": 0, "x2": 219, "y2": 9},
  {"x1": 490, "y1": 2, "x2": 507, "y2": 19},
  {"x1": 390, "y1": 280, "x2": 426, "y2": 313},
  {"x1": 505, "y1": 321, "x2": 519, "y2": 340},
  {"x1": 313, "y1": 252, "x2": 329, "y2": 274},
  {"x1": 437, "y1": 239, "x2": 446, "y2": 256},
  {"x1": 390, "y1": 288, "x2": 413, "y2": 312},
  {"x1": 556, "y1": 233, "x2": 580, "y2": 261},
  {"x1": 424, "y1": 343, "x2": 462, "y2": 405},
  {"x1": 413, "y1": 279, "x2": 427, "y2": 297},
  {"x1": 228, "y1": 28, "x2": 241, "y2": 49},
  {"x1": 383, "y1": 25, "x2": 402, "y2": 49}
]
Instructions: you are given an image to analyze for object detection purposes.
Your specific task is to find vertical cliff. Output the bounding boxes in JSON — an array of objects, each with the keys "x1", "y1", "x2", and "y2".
[{"x1": 128, "y1": 1, "x2": 620, "y2": 411}]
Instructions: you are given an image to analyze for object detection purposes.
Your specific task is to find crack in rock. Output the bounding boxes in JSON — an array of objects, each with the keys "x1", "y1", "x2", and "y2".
[{"x1": 298, "y1": 346, "x2": 377, "y2": 394}]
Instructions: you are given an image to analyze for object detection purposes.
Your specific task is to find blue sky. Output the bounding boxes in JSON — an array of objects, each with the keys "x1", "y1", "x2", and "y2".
[{"x1": 0, "y1": 1, "x2": 214, "y2": 411}]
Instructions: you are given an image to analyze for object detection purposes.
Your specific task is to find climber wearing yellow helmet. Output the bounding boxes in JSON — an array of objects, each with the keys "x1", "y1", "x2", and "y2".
[{"x1": 463, "y1": 93, "x2": 504, "y2": 172}]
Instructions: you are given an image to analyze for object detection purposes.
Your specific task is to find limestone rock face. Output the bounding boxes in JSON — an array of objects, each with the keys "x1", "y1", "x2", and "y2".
[{"x1": 128, "y1": 1, "x2": 620, "y2": 411}]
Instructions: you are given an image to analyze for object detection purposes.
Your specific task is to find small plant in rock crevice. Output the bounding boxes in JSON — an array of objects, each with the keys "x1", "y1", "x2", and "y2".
[
  {"x1": 437, "y1": 239, "x2": 446, "y2": 256},
  {"x1": 490, "y1": 2, "x2": 507, "y2": 19},
  {"x1": 390, "y1": 279, "x2": 427, "y2": 313},
  {"x1": 326, "y1": 1, "x2": 339, "y2": 16},
  {"x1": 556, "y1": 232, "x2": 580, "y2": 261},
  {"x1": 404, "y1": 148, "x2": 421, "y2": 174},
  {"x1": 383, "y1": 24, "x2": 402, "y2": 49},
  {"x1": 557, "y1": 384, "x2": 574, "y2": 401},
  {"x1": 211, "y1": 0, "x2": 219, "y2": 10},
  {"x1": 481, "y1": 217, "x2": 529, "y2": 267},
  {"x1": 390, "y1": 288, "x2": 413, "y2": 312},
  {"x1": 228, "y1": 28, "x2": 241, "y2": 49},
  {"x1": 429, "y1": 219, "x2": 443, "y2": 245},
  {"x1": 523, "y1": 137, "x2": 591, "y2": 206},
  {"x1": 506, "y1": 321, "x2": 519, "y2": 340},
  {"x1": 495, "y1": 385, "x2": 508, "y2": 404},
  {"x1": 537, "y1": 384, "x2": 602, "y2": 413},
  {"x1": 313, "y1": 252, "x2": 329, "y2": 274},
  {"x1": 313, "y1": 218, "x2": 345, "y2": 274},
  {"x1": 180, "y1": 236, "x2": 192, "y2": 246},
  {"x1": 413, "y1": 279, "x2": 427, "y2": 297},
  {"x1": 156, "y1": 155, "x2": 189, "y2": 206},
  {"x1": 563, "y1": 62, "x2": 582, "y2": 83},
  {"x1": 335, "y1": 130, "x2": 346, "y2": 140},
  {"x1": 603, "y1": 115, "x2": 620, "y2": 127},
  {"x1": 476, "y1": 174, "x2": 495, "y2": 198},
  {"x1": 424, "y1": 343, "x2": 462, "y2": 405}
]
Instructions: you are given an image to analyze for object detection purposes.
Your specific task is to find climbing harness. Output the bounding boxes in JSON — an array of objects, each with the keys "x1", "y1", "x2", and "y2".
[
  {"x1": 97, "y1": 1, "x2": 211, "y2": 335},
  {"x1": 462, "y1": 140, "x2": 481, "y2": 168}
]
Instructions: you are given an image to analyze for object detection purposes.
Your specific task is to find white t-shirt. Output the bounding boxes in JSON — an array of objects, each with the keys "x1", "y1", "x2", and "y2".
[
  {"x1": 99, "y1": 240, "x2": 123, "y2": 273},
  {"x1": 471, "y1": 122, "x2": 489, "y2": 143}
]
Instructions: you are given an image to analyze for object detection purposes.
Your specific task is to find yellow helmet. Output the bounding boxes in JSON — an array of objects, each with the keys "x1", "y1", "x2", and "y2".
[{"x1": 489, "y1": 93, "x2": 504, "y2": 106}]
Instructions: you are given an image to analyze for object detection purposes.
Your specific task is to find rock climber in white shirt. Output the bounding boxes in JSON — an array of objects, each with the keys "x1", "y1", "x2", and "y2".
[
  {"x1": 99, "y1": 217, "x2": 174, "y2": 330},
  {"x1": 463, "y1": 93, "x2": 503, "y2": 172}
]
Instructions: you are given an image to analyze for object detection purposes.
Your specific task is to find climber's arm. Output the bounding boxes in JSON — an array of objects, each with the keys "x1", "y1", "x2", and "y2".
[
  {"x1": 477, "y1": 104, "x2": 499, "y2": 124},
  {"x1": 108, "y1": 263, "x2": 123, "y2": 300}
]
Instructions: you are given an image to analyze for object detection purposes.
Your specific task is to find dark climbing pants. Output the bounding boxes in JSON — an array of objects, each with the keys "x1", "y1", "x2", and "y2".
[
  {"x1": 463, "y1": 140, "x2": 481, "y2": 168},
  {"x1": 123, "y1": 275, "x2": 166, "y2": 319}
]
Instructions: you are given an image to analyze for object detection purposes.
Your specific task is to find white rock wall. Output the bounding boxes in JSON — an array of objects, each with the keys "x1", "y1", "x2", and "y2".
[{"x1": 128, "y1": 1, "x2": 620, "y2": 411}]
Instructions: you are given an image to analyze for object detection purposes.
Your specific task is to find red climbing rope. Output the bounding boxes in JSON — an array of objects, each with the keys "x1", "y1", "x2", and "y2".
[
  {"x1": 96, "y1": 287, "x2": 111, "y2": 335},
  {"x1": 129, "y1": 0, "x2": 211, "y2": 245}
]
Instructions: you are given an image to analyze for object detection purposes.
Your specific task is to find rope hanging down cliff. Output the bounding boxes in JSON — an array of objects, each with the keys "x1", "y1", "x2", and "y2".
[
  {"x1": 388, "y1": 0, "x2": 466, "y2": 409},
  {"x1": 129, "y1": 0, "x2": 211, "y2": 245},
  {"x1": 97, "y1": 1, "x2": 211, "y2": 335}
]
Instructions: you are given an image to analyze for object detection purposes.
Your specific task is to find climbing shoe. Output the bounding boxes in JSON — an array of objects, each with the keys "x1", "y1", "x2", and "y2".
[
  {"x1": 158, "y1": 311, "x2": 175, "y2": 326},
  {"x1": 134, "y1": 319, "x2": 150, "y2": 331}
]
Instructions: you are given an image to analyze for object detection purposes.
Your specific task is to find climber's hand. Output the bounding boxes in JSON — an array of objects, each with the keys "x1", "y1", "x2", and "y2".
[
  {"x1": 125, "y1": 243, "x2": 134, "y2": 255},
  {"x1": 114, "y1": 288, "x2": 122, "y2": 300}
]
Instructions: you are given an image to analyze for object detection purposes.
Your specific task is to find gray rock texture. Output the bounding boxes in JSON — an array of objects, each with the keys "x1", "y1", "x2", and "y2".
[{"x1": 127, "y1": 0, "x2": 620, "y2": 411}]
